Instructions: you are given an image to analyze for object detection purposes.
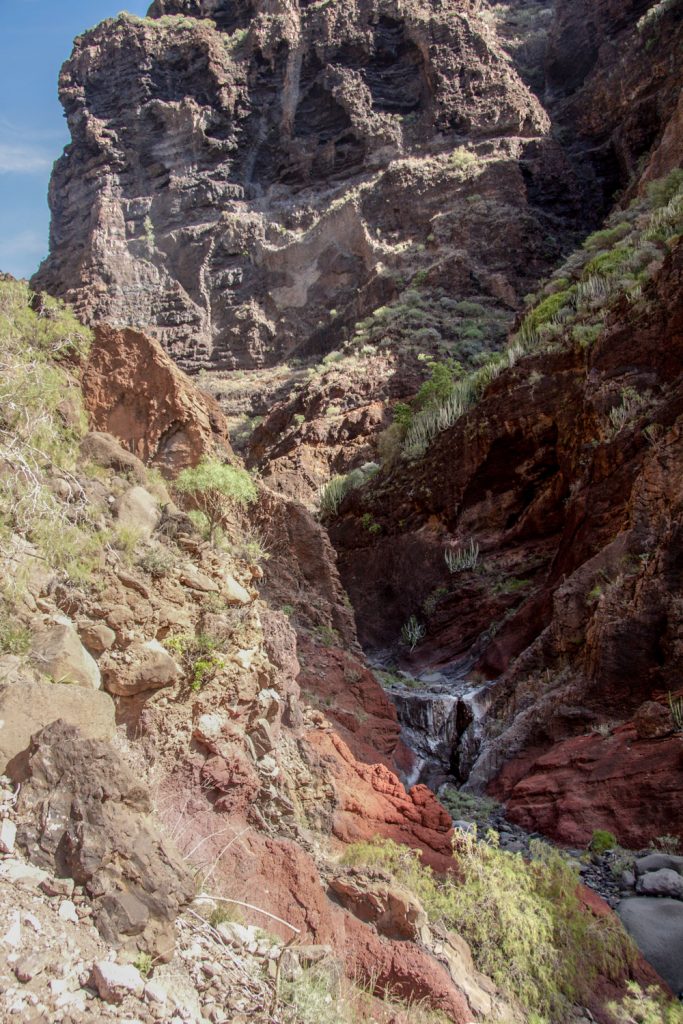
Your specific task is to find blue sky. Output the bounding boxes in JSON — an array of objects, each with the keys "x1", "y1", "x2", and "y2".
[{"x1": 0, "y1": 1, "x2": 149, "y2": 279}]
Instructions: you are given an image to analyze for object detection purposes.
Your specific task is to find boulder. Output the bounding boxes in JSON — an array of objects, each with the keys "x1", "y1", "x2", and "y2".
[
  {"x1": 635, "y1": 853, "x2": 683, "y2": 876},
  {"x1": 636, "y1": 868, "x2": 683, "y2": 899},
  {"x1": 30, "y1": 620, "x2": 101, "y2": 689},
  {"x1": 102, "y1": 640, "x2": 181, "y2": 696},
  {"x1": 17, "y1": 721, "x2": 193, "y2": 962},
  {"x1": 618, "y1": 898, "x2": 683, "y2": 995},
  {"x1": 0, "y1": 677, "x2": 115, "y2": 774},
  {"x1": 77, "y1": 621, "x2": 116, "y2": 655},
  {"x1": 81, "y1": 325, "x2": 231, "y2": 474},
  {"x1": 329, "y1": 874, "x2": 427, "y2": 941},
  {"x1": 116, "y1": 486, "x2": 160, "y2": 541},
  {"x1": 92, "y1": 961, "x2": 144, "y2": 1003},
  {"x1": 633, "y1": 701, "x2": 674, "y2": 740},
  {"x1": 79, "y1": 431, "x2": 147, "y2": 483},
  {"x1": 224, "y1": 574, "x2": 251, "y2": 605}
]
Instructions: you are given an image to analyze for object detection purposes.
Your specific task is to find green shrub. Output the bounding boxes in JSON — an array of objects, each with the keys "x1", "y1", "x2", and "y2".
[
  {"x1": 647, "y1": 167, "x2": 683, "y2": 209},
  {"x1": 174, "y1": 458, "x2": 257, "y2": 544},
  {"x1": 400, "y1": 615, "x2": 425, "y2": 651},
  {"x1": 609, "y1": 982, "x2": 683, "y2": 1024},
  {"x1": 133, "y1": 952, "x2": 153, "y2": 978},
  {"x1": 318, "y1": 463, "x2": 379, "y2": 518},
  {"x1": 415, "y1": 359, "x2": 462, "y2": 411},
  {"x1": 164, "y1": 631, "x2": 226, "y2": 691},
  {"x1": 341, "y1": 835, "x2": 634, "y2": 1022},
  {"x1": 584, "y1": 246, "x2": 635, "y2": 278},
  {"x1": 590, "y1": 829, "x2": 617, "y2": 854}
]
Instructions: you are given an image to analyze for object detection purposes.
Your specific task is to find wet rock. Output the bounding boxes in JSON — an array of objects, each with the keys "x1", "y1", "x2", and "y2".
[
  {"x1": 618, "y1": 898, "x2": 683, "y2": 995},
  {"x1": 636, "y1": 869, "x2": 683, "y2": 899},
  {"x1": 30, "y1": 619, "x2": 101, "y2": 689},
  {"x1": 0, "y1": 677, "x2": 115, "y2": 774},
  {"x1": 17, "y1": 721, "x2": 193, "y2": 962},
  {"x1": 635, "y1": 853, "x2": 683, "y2": 877}
]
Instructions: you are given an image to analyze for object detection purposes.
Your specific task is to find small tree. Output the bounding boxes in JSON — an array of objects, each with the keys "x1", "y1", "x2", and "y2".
[{"x1": 174, "y1": 458, "x2": 257, "y2": 544}]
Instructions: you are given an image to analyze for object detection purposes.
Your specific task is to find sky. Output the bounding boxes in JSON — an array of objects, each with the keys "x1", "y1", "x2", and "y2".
[{"x1": 0, "y1": 1, "x2": 149, "y2": 279}]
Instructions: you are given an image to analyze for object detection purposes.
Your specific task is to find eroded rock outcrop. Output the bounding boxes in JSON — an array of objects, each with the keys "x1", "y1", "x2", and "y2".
[
  {"x1": 16, "y1": 721, "x2": 194, "y2": 963},
  {"x1": 33, "y1": 0, "x2": 582, "y2": 370},
  {"x1": 82, "y1": 323, "x2": 231, "y2": 472}
]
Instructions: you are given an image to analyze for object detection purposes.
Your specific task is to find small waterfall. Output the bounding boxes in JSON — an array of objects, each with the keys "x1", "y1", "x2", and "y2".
[{"x1": 378, "y1": 664, "x2": 490, "y2": 789}]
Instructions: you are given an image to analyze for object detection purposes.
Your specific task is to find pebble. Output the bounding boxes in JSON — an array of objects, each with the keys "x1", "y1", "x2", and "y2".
[
  {"x1": 0, "y1": 819, "x2": 17, "y2": 855},
  {"x1": 58, "y1": 901, "x2": 79, "y2": 924},
  {"x1": 92, "y1": 960, "x2": 145, "y2": 1003}
]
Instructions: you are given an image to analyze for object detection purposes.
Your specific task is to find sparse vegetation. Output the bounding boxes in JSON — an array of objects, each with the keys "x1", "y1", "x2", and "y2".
[
  {"x1": 444, "y1": 539, "x2": 480, "y2": 573},
  {"x1": 668, "y1": 692, "x2": 683, "y2": 732},
  {"x1": 341, "y1": 834, "x2": 635, "y2": 1021},
  {"x1": 164, "y1": 631, "x2": 226, "y2": 691},
  {"x1": 609, "y1": 982, "x2": 683, "y2": 1024},
  {"x1": 318, "y1": 463, "x2": 379, "y2": 518},
  {"x1": 400, "y1": 615, "x2": 426, "y2": 651},
  {"x1": 0, "y1": 619, "x2": 32, "y2": 656}
]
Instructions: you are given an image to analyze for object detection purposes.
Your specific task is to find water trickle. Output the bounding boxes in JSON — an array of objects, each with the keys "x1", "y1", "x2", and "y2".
[{"x1": 376, "y1": 662, "x2": 490, "y2": 790}]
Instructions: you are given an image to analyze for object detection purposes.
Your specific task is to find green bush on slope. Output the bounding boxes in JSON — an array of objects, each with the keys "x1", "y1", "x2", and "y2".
[
  {"x1": 386, "y1": 169, "x2": 683, "y2": 463},
  {"x1": 341, "y1": 834, "x2": 635, "y2": 1022},
  {"x1": 0, "y1": 280, "x2": 102, "y2": 594}
]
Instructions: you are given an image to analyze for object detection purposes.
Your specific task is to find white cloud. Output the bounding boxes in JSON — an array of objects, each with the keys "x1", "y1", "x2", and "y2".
[{"x1": 0, "y1": 142, "x2": 53, "y2": 174}]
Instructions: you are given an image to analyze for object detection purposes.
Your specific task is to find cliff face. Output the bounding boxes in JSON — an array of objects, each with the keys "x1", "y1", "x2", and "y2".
[{"x1": 33, "y1": 0, "x2": 586, "y2": 370}]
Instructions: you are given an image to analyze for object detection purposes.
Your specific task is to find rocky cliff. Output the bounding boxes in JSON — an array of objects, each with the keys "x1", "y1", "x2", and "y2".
[
  {"x1": 9, "y1": 0, "x2": 683, "y2": 1018},
  {"x1": 34, "y1": 0, "x2": 592, "y2": 372}
]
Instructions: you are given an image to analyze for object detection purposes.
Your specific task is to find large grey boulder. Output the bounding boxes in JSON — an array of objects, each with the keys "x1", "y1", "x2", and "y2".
[
  {"x1": 618, "y1": 898, "x2": 683, "y2": 995},
  {"x1": 0, "y1": 677, "x2": 115, "y2": 774},
  {"x1": 636, "y1": 868, "x2": 683, "y2": 899},
  {"x1": 635, "y1": 853, "x2": 683, "y2": 876}
]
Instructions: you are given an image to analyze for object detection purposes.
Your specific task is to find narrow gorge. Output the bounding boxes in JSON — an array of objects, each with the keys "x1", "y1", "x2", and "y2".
[{"x1": 0, "y1": 0, "x2": 682, "y2": 1022}]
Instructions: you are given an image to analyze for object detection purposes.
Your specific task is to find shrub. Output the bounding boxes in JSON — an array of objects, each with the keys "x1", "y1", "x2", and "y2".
[
  {"x1": 341, "y1": 835, "x2": 635, "y2": 1022},
  {"x1": 164, "y1": 631, "x2": 226, "y2": 691},
  {"x1": 133, "y1": 952, "x2": 153, "y2": 978},
  {"x1": 137, "y1": 545, "x2": 176, "y2": 578},
  {"x1": 449, "y1": 147, "x2": 478, "y2": 172},
  {"x1": 609, "y1": 982, "x2": 683, "y2": 1024},
  {"x1": 400, "y1": 615, "x2": 426, "y2": 651},
  {"x1": 590, "y1": 829, "x2": 617, "y2": 854},
  {"x1": 668, "y1": 692, "x2": 683, "y2": 732},
  {"x1": 444, "y1": 539, "x2": 480, "y2": 573},
  {"x1": 318, "y1": 463, "x2": 379, "y2": 518},
  {"x1": 647, "y1": 167, "x2": 683, "y2": 209},
  {"x1": 174, "y1": 459, "x2": 257, "y2": 544}
]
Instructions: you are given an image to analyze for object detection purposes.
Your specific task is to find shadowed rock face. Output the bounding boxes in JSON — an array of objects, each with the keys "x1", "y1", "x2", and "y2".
[{"x1": 33, "y1": 0, "x2": 580, "y2": 371}]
